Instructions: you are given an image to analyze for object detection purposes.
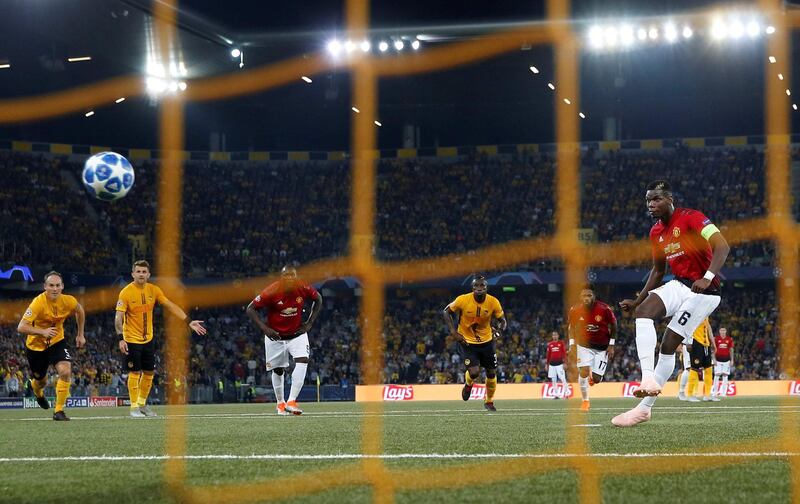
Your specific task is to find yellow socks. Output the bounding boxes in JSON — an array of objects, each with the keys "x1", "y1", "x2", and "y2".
[
  {"x1": 703, "y1": 367, "x2": 713, "y2": 397},
  {"x1": 485, "y1": 376, "x2": 497, "y2": 403},
  {"x1": 687, "y1": 369, "x2": 699, "y2": 397},
  {"x1": 31, "y1": 378, "x2": 46, "y2": 399},
  {"x1": 128, "y1": 371, "x2": 142, "y2": 408},
  {"x1": 464, "y1": 370, "x2": 474, "y2": 386},
  {"x1": 138, "y1": 372, "x2": 154, "y2": 406},
  {"x1": 54, "y1": 378, "x2": 70, "y2": 413}
]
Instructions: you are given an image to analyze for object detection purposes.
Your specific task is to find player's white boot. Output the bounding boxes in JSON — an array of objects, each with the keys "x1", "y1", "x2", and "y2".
[
  {"x1": 632, "y1": 377, "x2": 662, "y2": 398},
  {"x1": 130, "y1": 408, "x2": 146, "y2": 418},
  {"x1": 138, "y1": 405, "x2": 157, "y2": 417},
  {"x1": 611, "y1": 407, "x2": 651, "y2": 427},
  {"x1": 687, "y1": 396, "x2": 701, "y2": 403},
  {"x1": 678, "y1": 392, "x2": 688, "y2": 401}
]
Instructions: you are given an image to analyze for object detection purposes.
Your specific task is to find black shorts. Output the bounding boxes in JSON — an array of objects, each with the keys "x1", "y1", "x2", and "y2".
[
  {"x1": 459, "y1": 340, "x2": 497, "y2": 370},
  {"x1": 126, "y1": 340, "x2": 156, "y2": 372},
  {"x1": 690, "y1": 343, "x2": 713, "y2": 370},
  {"x1": 25, "y1": 339, "x2": 73, "y2": 380}
]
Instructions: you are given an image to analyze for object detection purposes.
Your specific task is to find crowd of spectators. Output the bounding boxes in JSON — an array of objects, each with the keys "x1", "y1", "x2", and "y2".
[
  {"x1": 0, "y1": 146, "x2": 783, "y2": 279},
  {"x1": 1, "y1": 284, "x2": 789, "y2": 400},
  {"x1": 0, "y1": 151, "x2": 115, "y2": 274}
]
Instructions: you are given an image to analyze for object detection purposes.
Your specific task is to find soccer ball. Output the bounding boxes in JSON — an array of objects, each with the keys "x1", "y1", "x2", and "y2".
[{"x1": 82, "y1": 152, "x2": 135, "y2": 201}]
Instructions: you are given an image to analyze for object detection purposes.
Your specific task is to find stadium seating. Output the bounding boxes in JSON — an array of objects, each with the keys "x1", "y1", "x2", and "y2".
[{"x1": 1, "y1": 147, "x2": 777, "y2": 277}]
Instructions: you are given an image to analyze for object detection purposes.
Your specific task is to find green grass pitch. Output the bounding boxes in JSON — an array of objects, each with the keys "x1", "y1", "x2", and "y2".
[{"x1": 1, "y1": 397, "x2": 797, "y2": 503}]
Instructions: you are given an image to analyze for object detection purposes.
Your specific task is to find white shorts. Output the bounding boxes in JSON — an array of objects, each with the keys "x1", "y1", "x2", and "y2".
[
  {"x1": 548, "y1": 364, "x2": 566, "y2": 380},
  {"x1": 682, "y1": 346, "x2": 691, "y2": 370},
  {"x1": 264, "y1": 333, "x2": 310, "y2": 371},
  {"x1": 576, "y1": 345, "x2": 608, "y2": 377},
  {"x1": 714, "y1": 361, "x2": 731, "y2": 375},
  {"x1": 650, "y1": 280, "x2": 721, "y2": 343}
]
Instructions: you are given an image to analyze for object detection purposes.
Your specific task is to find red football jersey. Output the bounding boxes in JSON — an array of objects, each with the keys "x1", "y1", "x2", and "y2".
[
  {"x1": 252, "y1": 280, "x2": 319, "y2": 336},
  {"x1": 714, "y1": 335, "x2": 734, "y2": 361},
  {"x1": 650, "y1": 208, "x2": 720, "y2": 291},
  {"x1": 568, "y1": 301, "x2": 617, "y2": 350},
  {"x1": 546, "y1": 340, "x2": 567, "y2": 365}
]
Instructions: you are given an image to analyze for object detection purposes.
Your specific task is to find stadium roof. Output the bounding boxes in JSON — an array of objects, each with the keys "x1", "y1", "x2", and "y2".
[{"x1": 0, "y1": 0, "x2": 797, "y2": 151}]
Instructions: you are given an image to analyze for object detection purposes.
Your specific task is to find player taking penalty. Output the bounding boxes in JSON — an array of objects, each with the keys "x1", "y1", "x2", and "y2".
[
  {"x1": 246, "y1": 266, "x2": 322, "y2": 415},
  {"x1": 615, "y1": 181, "x2": 730, "y2": 427},
  {"x1": 443, "y1": 276, "x2": 507, "y2": 412},
  {"x1": 116, "y1": 260, "x2": 207, "y2": 418},
  {"x1": 17, "y1": 271, "x2": 86, "y2": 421},
  {"x1": 568, "y1": 286, "x2": 617, "y2": 411}
]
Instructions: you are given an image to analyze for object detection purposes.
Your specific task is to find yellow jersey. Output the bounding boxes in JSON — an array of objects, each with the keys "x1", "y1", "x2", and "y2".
[
  {"x1": 116, "y1": 282, "x2": 168, "y2": 344},
  {"x1": 21, "y1": 292, "x2": 79, "y2": 351},
  {"x1": 447, "y1": 293, "x2": 504, "y2": 345},
  {"x1": 692, "y1": 318, "x2": 712, "y2": 347}
]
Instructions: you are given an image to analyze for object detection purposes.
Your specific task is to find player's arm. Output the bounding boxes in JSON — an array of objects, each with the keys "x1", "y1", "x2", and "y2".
[
  {"x1": 545, "y1": 345, "x2": 551, "y2": 372},
  {"x1": 443, "y1": 303, "x2": 465, "y2": 343},
  {"x1": 17, "y1": 317, "x2": 57, "y2": 338},
  {"x1": 300, "y1": 291, "x2": 323, "y2": 333},
  {"x1": 160, "y1": 298, "x2": 207, "y2": 335},
  {"x1": 114, "y1": 310, "x2": 129, "y2": 355},
  {"x1": 74, "y1": 302, "x2": 86, "y2": 349},
  {"x1": 620, "y1": 254, "x2": 666, "y2": 312},
  {"x1": 692, "y1": 232, "x2": 730, "y2": 293},
  {"x1": 567, "y1": 323, "x2": 575, "y2": 355},
  {"x1": 246, "y1": 301, "x2": 279, "y2": 339},
  {"x1": 492, "y1": 313, "x2": 507, "y2": 335},
  {"x1": 607, "y1": 320, "x2": 617, "y2": 361},
  {"x1": 708, "y1": 331, "x2": 716, "y2": 362}
]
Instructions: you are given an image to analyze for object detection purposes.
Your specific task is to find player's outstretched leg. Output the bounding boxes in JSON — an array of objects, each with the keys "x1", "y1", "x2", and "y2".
[
  {"x1": 483, "y1": 369, "x2": 497, "y2": 412},
  {"x1": 678, "y1": 369, "x2": 689, "y2": 401},
  {"x1": 31, "y1": 378, "x2": 49, "y2": 410},
  {"x1": 462, "y1": 368, "x2": 477, "y2": 401},
  {"x1": 634, "y1": 318, "x2": 660, "y2": 396},
  {"x1": 613, "y1": 348, "x2": 677, "y2": 427},
  {"x1": 286, "y1": 358, "x2": 308, "y2": 415},
  {"x1": 272, "y1": 369, "x2": 290, "y2": 415},
  {"x1": 578, "y1": 368, "x2": 590, "y2": 411}
]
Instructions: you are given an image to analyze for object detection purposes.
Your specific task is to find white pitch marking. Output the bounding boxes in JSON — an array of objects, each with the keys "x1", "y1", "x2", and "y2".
[
  {"x1": 572, "y1": 424, "x2": 603, "y2": 427},
  {"x1": 0, "y1": 451, "x2": 798, "y2": 463},
  {"x1": 3, "y1": 407, "x2": 800, "y2": 422}
]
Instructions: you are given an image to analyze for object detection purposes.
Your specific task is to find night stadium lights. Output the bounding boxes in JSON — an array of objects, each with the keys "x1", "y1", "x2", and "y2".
[
  {"x1": 144, "y1": 61, "x2": 188, "y2": 97},
  {"x1": 587, "y1": 13, "x2": 772, "y2": 51},
  {"x1": 327, "y1": 37, "x2": 421, "y2": 57},
  {"x1": 528, "y1": 63, "x2": 587, "y2": 120}
]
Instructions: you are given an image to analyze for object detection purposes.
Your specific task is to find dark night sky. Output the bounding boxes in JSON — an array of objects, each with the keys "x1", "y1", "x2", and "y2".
[{"x1": 0, "y1": 0, "x2": 795, "y2": 151}]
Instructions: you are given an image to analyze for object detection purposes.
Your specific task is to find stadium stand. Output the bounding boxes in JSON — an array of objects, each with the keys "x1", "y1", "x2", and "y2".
[{"x1": 0, "y1": 146, "x2": 777, "y2": 278}]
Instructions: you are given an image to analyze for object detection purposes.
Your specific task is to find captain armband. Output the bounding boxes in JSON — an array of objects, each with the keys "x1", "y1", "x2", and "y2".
[{"x1": 700, "y1": 223, "x2": 720, "y2": 241}]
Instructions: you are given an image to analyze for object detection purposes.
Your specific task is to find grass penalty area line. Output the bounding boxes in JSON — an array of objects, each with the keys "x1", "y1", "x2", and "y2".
[{"x1": 1, "y1": 452, "x2": 799, "y2": 463}]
